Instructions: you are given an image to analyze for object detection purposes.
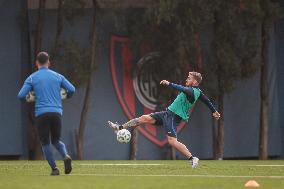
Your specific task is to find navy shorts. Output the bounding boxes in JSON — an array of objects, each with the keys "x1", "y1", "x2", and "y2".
[{"x1": 150, "y1": 110, "x2": 182, "y2": 138}]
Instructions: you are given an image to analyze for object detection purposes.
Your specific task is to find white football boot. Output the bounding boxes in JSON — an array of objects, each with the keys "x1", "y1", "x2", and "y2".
[{"x1": 107, "y1": 121, "x2": 120, "y2": 133}]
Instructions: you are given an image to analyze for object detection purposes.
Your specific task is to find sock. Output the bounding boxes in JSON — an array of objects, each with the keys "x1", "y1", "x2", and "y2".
[
  {"x1": 53, "y1": 141, "x2": 68, "y2": 158},
  {"x1": 42, "y1": 144, "x2": 57, "y2": 169},
  {"x1": 188, "y1": 156, "x2": 193, "y2": 161}
]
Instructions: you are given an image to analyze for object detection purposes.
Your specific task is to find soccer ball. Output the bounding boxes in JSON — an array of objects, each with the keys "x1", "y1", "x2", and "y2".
[
  {"x1": 25, "y1": 91, "x2": 35, "y2": 102},
  {"x1": 116, "y1": 129, "x2": 131, "y2": 143},
  {"x1": 25, "y1": 88, "x2": 67, "y2": 103},
  {"x1": 60, "y1": 88, "x2": 67, "y2": 100}
]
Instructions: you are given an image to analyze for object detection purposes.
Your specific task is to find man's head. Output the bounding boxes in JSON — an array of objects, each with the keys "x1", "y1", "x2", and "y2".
[
  {"x1": 185, "y1": 72, "x2": 202, "y2": 86},
  {"x1": 36, "y1": 52, "x2": 50, "y2": 68}
]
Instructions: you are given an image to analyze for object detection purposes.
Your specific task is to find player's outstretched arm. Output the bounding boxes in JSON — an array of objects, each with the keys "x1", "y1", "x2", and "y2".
[
  {"x1": 199, "y1": 91, "x2": 220, "y2": 120},
  {"x1": 160, "y1": 80, "x2": 193, "y2": 94}
]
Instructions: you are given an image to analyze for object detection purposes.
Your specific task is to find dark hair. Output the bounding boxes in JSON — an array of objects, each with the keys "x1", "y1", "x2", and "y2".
[{"x1": 36, "y1": 52, "x2": 49, "y2": 65}]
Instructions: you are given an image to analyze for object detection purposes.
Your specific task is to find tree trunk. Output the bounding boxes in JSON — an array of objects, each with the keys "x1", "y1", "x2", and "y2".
[
  {"x1": 216, "y1": 62, "x2": 225, "y2": 159},
  {"x1": 24, "y1": 0, "x2": 35, "y2": 160},
  {"x1": 34, "y1": 0, "x2": 46, "y2": 57},
  {"x1": 212, "y1": 117, "x2": 218, "y2": 159},
  {"x1": 259, "y1": 21, "x2": 269, "y2": 160},
  {"x1": 50, "y1": 0, "x2": 64, "y2": 67},
  {"x1": 212, "y1": 11, "x2": 225, "y2": 160},
  {"x1": 76, "y1": 0, "x2": 97, "y2": 160},
  {"x1": 27, "y1": 0, "x2": 46, "y2": 160},
  {"x1": 76, "y1": 82, "x2": 91, "y2": 160},
  {"x1": 53, "y1": 0, "x2": 64, "y2": 54},
  {"x1": 129, "y1": 128, "x2": 138, "y2": 160},
  {"x1": 216, "y1": 92, "x2": 224, "y2": 160}
]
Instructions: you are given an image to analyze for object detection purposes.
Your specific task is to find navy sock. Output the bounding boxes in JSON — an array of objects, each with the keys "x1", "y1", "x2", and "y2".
[
  {"x1": 53, "y1": 141, "x2": 67, "y2": 158},
  {"x1": 42, "y1": 144, "x2": 56, "y2": 169},
  {"x1": 188, "y1": 156, "x2": 193, "y2": 161}
]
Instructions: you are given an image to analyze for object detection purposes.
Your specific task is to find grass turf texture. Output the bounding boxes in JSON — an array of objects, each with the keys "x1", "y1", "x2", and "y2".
[{"x1": 0, "y1": 160, "x2": 283, "y2": 189}]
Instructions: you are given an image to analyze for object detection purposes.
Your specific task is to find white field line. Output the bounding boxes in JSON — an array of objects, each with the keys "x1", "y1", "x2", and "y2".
[
  {"x1": 69, "y1": 174, "x2": 284, "y2": 179},
  {"x1": 0, "y1": 164, "x2": 41, "y2": 166},
  {"x1": 0, "y1": 163, "x2": 163, "y2": 166},
  {"x1": 244, "y1": 165, "x2": 284, "y2": 167},
  {"x1": 80, "y1": 164, "x2": 163, "y2": 166},
  {"x1": 0, "y1": 163, "x2": 283, "y2": 167}
]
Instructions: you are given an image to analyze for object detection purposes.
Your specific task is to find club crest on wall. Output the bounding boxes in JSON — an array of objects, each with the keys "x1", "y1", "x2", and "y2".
[{"x1": 109, "y1": 35, "x2": 186, "y2": 147}]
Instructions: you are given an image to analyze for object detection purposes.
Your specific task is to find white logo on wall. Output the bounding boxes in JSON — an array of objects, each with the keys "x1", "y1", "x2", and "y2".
[{"x1": 133, "y1": 52, "x2": 160, "y2": 110}]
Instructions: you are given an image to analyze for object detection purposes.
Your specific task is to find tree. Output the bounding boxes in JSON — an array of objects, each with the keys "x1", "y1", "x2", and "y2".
[
  {"x1": 204, "y1": 0, "x2": 263, "y2": 159},
  {"x1": 28, "y1": 0, "x2": 46, "y2": 160},
  {"x1": 50, "y1": 0, "x2": 95, "y2": 160},
  {"x1": 51, "y1": 0, "x2": 90, "y2": 88},
  {"x1": 34, "y1": 0, "x2": 46, "y2": 58},
  {"x1": 76, "y1": 0, "x2": 98, "y2": 160},
  {"x1": 52, "y1": 0, "x2": 64, "y2": 55},
  {"x1": 258, "y1": 0, "x2": 281, "y2": 160}
]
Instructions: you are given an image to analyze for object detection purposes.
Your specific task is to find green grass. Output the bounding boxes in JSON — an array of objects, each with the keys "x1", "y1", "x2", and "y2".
[{"x1": 0, "y1": 160, "x2": 283, "y2": 189}]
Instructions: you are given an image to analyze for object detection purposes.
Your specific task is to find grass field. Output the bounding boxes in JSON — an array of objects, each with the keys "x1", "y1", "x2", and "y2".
[{"x1": 0, "y1": 160, "x2": 283, "y2": 189}]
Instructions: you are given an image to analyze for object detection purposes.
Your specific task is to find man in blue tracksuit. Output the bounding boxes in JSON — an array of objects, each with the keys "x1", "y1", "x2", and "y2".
[{"x1": 18, "y1": 52, "x2": 75, "y2": 176}]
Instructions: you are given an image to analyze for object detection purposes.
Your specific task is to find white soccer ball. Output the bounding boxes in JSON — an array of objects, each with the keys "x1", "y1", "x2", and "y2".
[
  {"x1": 116, "y1": 129, "x2": 131, "y2": 143},
  {"x1": 60, "y1": 88, "x2": 67, "y2": 100},
  {"x1": 25, "y1": 91, "x2": 35, "y2": 102}
]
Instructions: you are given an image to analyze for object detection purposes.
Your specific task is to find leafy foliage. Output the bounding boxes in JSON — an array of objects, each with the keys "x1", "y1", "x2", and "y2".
[
  {"x1": 126, "y1": 0, "x2": 279, "y2": 104},
  {"x1": 51, "y1": 40, "x2": 92, "y2": 87},
  {"x1": 63, "y1": 0, "x2": 87, "y2": 24},
  {"x1": 126, "y1": 1, "x2": 218, "y2": 104},
  {"x1": 50, "y1": 0, "x2": 94, "y2": 88}
]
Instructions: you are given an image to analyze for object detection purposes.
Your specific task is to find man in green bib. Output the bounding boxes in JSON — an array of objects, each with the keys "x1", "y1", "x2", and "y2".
[{"x1": 108, "y1": 72, "x2": 220, "y2": 168}]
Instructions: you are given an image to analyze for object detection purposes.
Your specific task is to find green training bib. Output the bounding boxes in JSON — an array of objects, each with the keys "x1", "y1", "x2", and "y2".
[{"x1": 168, "y1": 88, "x2": 201, "y2": 122}]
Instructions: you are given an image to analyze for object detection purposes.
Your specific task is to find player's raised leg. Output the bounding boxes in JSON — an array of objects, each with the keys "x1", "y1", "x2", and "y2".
[
  {"x1": 167, "y1": 135, "x2": 199, "y2": 168},
  {"x1": 108, "y1": 115, "x2": 156, "y2": 132}
]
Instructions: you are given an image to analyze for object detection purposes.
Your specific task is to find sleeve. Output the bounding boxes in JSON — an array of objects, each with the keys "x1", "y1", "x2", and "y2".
[
  {"x1": 168, "y1": 83, "x2": 196, "y2": 103},
  {"x1": 199, "y1": 90, "x2": 218, "y2": 113},
  {"x1": 60, "y1": 75, "x2": 75, "y2": 98},
  {"x1": 18, "y1": 76, "x2": 33, "y2": 100},
  {"x1": 168, "y1": 83, "x2": 194, "y2": 96}
]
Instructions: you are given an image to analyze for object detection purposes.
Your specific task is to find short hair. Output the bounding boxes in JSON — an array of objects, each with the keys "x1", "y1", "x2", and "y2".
[
  {"x1": 189, "y1": 72, "x2": 202, "y2": 84},
  {"x1": 36, "y1": 52, "x2": 49, "y2": 65}
]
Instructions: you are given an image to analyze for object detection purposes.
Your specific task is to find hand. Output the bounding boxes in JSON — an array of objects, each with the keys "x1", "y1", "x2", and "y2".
[
  {"x1": 213, "y1": 111, "x2": 221, "y2": 120},
  {"x1": 160, "y1": 80, "x2": 170, "y2": 85}
]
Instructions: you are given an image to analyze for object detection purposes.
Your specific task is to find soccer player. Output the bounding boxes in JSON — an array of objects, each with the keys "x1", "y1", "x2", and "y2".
[
  {"x1": 18, "y1": 52, "x2": 75, "y2": 175},
  {"x1": 108, "y1": 72, "x2": 220, "y2": 168}
]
